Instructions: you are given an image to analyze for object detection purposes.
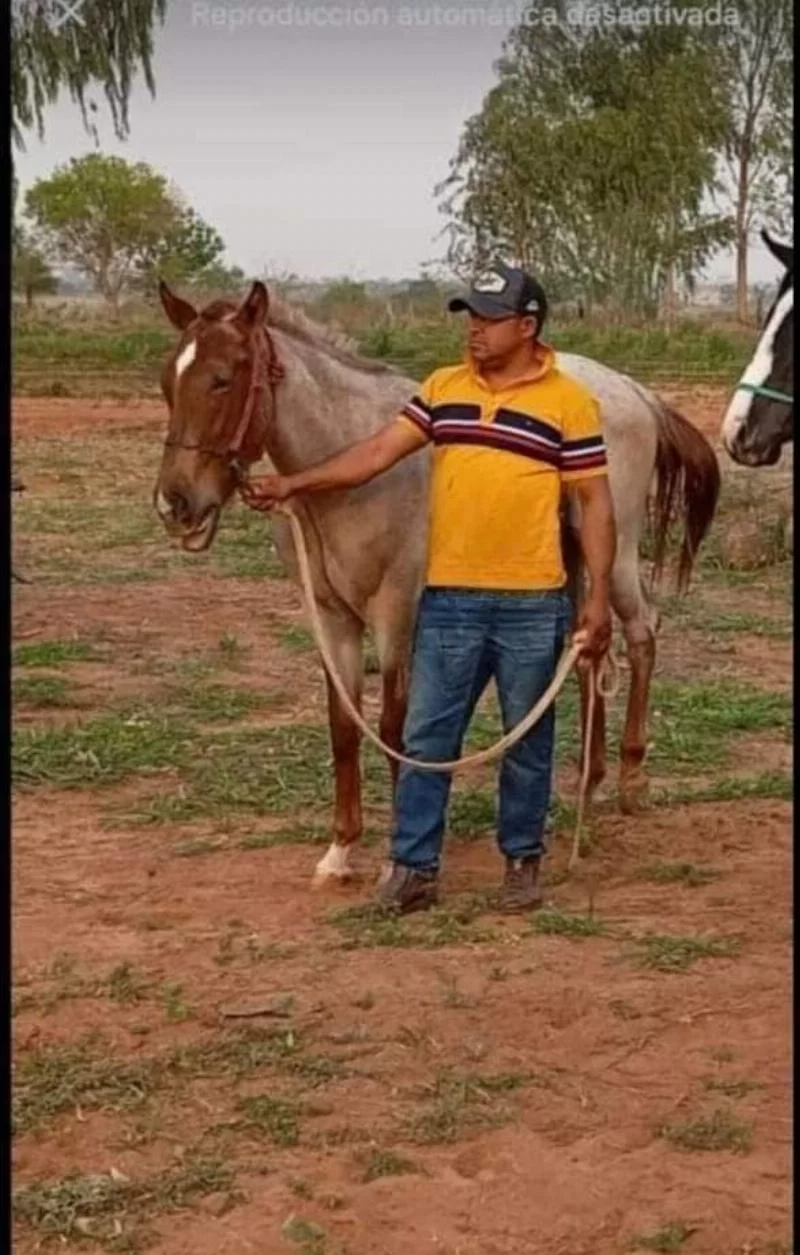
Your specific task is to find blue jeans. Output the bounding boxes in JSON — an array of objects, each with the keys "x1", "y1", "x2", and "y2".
[{"x1": 390, "y1": 586, "x2": 571, "y2": 872}]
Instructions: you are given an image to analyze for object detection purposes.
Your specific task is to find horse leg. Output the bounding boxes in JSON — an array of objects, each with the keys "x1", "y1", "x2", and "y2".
[
  {"x1": 370, "y1": 597, "x2": 415, "y2": 796},
  {"x1": 312, "y1": 606, "x2": 366, "y2": 886},
  {"x1": 379, "y1": 663, "x2": 409, "y2": 796},
  {"x1": 610, "y1": 543, "x2": 658, "y2": 814}
]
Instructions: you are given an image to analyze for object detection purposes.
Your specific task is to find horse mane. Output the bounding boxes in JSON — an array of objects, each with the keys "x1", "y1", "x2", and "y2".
[{"x1": 198, "y1": 290, "x2": 404, "y2": 379}]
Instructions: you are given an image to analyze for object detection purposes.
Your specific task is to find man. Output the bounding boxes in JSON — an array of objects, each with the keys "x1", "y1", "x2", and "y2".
[{"x1": 242, "y1": 264, "x2": 616, "y2": 915}]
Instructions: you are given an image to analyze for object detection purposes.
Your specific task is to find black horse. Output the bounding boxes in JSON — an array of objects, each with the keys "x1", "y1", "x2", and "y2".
[{"x1": 721, "y1": 229, "x2": 793, "y2": 467}]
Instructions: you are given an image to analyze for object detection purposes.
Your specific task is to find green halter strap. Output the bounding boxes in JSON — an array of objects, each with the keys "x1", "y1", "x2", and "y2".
[{"x1": 736, "y1": 381, "x2": 793, "y2": 405}]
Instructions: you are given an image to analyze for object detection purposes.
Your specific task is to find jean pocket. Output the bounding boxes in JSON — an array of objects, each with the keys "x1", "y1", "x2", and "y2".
[{"x1": 415, "y1": 621, "x2": 483, "y2": 692}]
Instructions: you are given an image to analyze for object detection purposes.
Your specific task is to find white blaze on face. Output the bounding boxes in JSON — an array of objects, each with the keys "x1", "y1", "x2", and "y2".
[
  {"x1": 721, "y1": 286, "x2": 793, "y2": 454},
  {"x1": 175, "y1": 338, "x2": 197, "y2": 380}
]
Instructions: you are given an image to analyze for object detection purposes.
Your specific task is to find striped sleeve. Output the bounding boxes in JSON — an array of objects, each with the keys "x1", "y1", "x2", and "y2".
[
  {"x1": 396, "y1": 372, "x2": 437, "y2": 440},
  {"x1": 560, "y1": 391, "x2": 608, "y2": 481}
]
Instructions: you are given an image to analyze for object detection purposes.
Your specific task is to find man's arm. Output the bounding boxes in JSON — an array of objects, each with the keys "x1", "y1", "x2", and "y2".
[
  {"x1": 570, "y1": 474, "x2": 616, "y2": 657},
  {"x1": 240, "y1": 418, "x2": 428, "y2": 511}
]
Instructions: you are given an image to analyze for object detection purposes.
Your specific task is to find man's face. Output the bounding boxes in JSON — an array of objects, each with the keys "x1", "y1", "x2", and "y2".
[{"x1": 467, "y1": 312, "x2": 536, "y2": 365}]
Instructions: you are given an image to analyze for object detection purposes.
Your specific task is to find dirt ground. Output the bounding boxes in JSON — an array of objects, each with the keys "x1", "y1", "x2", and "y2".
[{"x1": 11, "y1": 386, "x2": 792, "y2": 1255}]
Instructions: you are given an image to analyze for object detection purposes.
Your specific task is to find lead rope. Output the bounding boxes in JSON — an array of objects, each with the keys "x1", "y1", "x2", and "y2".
[{"x1": 261, "y1": 499, "x2": 620, "y2": 874}]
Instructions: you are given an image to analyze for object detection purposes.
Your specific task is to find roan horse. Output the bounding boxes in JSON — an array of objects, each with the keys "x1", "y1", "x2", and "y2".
[
  {"x1": 721, "y1": 229, "x2": 794, "y2": 467},
  {"x1": 153, "y1": 279, "x2": 720, "y2": 885}
]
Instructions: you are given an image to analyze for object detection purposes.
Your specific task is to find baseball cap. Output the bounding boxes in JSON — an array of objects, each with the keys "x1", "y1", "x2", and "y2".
[{"x1": 448, "y1": 263, "x2": 548, "y2": 327}]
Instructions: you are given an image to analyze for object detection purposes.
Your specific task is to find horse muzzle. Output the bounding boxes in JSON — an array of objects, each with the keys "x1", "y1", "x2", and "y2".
[{"x1": 153, "y1": 486, "x2": 222, "y2": 552}]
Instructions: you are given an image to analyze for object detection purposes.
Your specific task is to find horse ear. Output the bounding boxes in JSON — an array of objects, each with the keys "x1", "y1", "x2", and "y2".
[
  {"x1": 159, "y1": 280, "x2": 197, "y2": 331},
  {"x1": 761, "y1": 229, "x2": 794, "y2": 273},
  {"x1": 234, "y1": 280, "x2": 269, "y2": 329}
]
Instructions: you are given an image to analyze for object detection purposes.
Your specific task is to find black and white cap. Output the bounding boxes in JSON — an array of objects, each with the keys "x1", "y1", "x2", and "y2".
[{"x1": 448, "y1": 263, "x2": 548, "y2": 326}]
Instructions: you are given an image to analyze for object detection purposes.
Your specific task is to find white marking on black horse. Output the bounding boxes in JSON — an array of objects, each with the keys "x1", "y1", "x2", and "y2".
[
  {"x1": 721, "y1": 229, "x2": 794, "y2": 467},
  {"x1": 722, "y1": 286, "x2": 793, "y2": 446}
]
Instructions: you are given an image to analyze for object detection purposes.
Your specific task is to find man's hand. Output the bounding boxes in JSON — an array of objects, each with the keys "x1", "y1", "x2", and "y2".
[
  {"x1": 239, "y1": 418, "x2": 428, "y2": 513},
  {"x1": 576, "y1": 593, "x2": 612, "y2": 662},
  {"x1": 239, "y1": 474, "x2": 294, "y2": 513}
]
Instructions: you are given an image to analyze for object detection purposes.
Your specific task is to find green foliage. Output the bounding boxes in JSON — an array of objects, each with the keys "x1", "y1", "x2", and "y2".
[
  {"x1": 437, "y1": 2, "x2": 737, "y2": 313},
  {"x1": 12, "y1": 231, "x2": 58, "y2": 308},
  {"x1": 11, "y1": 0, "x2": 167, "y2": 149},
  {"x1": 24, "y1": 153, "x2": 226, "y2": 309},
  {"x1": 715, "y1": 0, "x2": 793, "y2": 314},
  {"x1": 136, "y1": 204, "x2": 226, "y2": 295}
]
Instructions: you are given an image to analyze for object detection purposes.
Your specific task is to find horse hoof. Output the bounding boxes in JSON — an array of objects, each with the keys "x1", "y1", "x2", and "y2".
[
  {"x1": 311, "y1": 843, "x2": 356, "y2": 890},
  {"x1": 619, "y1": 773, "x2": 648, "y2": 815}
]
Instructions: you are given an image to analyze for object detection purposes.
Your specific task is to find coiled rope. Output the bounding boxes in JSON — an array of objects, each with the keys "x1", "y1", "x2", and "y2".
[{"x1": 263, "y1": 500, "x2": 620, "y2": 870}]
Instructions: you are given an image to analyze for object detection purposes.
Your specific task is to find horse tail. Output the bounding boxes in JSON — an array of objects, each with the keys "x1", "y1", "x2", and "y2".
[{"x1": 650, "y1": 403, "x2": 721, "y2": 592}]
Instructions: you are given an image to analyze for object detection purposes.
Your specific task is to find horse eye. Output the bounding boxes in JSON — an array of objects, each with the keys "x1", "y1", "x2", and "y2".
[{"x1": 211, "y1": 373, "x2": 232, "y2": 391}]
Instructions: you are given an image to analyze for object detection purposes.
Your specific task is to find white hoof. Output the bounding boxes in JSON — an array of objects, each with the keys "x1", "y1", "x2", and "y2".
[{"x1": 312, "y1": 842, "x2": 353, "y2": 888}]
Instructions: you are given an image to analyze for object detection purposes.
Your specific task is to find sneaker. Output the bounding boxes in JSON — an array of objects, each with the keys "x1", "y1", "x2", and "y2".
[
  {"x1": 498, "y1": 855, "x2": 543, "y2": 913},
  {"x1": 375, "y1": 862, "x2": 439, "y2": 915}
]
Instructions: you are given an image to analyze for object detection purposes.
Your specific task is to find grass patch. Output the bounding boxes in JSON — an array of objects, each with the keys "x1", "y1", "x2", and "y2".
[
  {"x1": 14, "y1": 1025, "x2": 337, "y2": 1134},
  {"x1": 359, "y1": 317, "x2": 752, "y2": 383},
  {"x1": 239, "y1": 823, "x2": 330, "y2": 851},
  {"x1": 107, "y1": 963, "x2": 150, "y2": 1006},
  {"x1": 635, "y1": 861, "x2": 722, "y2": 888},
  {"x1": 631, "y1": 1221, "x2": 698, "y2": 1251},
  {"x1": 277, "y1": 624, "x2": 316, "y2": 652},
  {"x1": 13, "y1": 1039, "x2": 166, "y2": 1134},
  {"x1": 136, "y1": 725, "x2": 390, "y2": 823},
  {"x1": 469, "y1": 676, "x2": 790, "y2": 781},
  {"x1": 162, "y1": 983, "x2": 192, "y2": 1023},
  {"x1": 530, "y1": 909, "x2": 608, "y2": 938},
  {"x1": 207, "y1": 507, "x2": 286, "y2": 580},
  {"x1": 629, "y1": 933, "x2": 741, "y2": 972},
  {"x1": 18, "y1": 499, "x2": 161, "y2": 549},
  {"x1": 161, "y1": 681, "x2": 283, "y2": 723},
  {"x1": 651, "y1": 772, "x2": 792, "y2": 806},
  {"x1": 168, "y1": 1025, "x2": 342, "y2": 1089},
  {"x1": 12, "y1": 638, "x2": 104, "y2": 667},
  {"x1": 645, "y1": 681, "x2": 791, "y2": 773},
  {"x1": 655, "y1": 594, "x2": 791, "y2": 641},
  {"x1": 282, "y1": 1215, "x2": 327, "y2": 1249},
  {"x1": 449, "y1": 787, "x2": 495, "y2": 836},
  {"x1": 702, "y1": 1077, "x2": 761, "y2": 1099},
  {"x1": 13, "y1": 674, "x2": 78, "y2": 708},
  {"x1": 12, "y1": 710, "x2": 191, "y2": 789},
  {"x1": 358, "y1": 1147, "x2": 421, "y2": 1183},
  {"x1": 405, "y1": 1070, "x2": 530, "y2": 1145},
  {"x1": 228, "y1": 1094, "x2": 310, "y2": 1147},
  {"x1": 659, "y1": 1107, "x2": 753, "y2": 1153},
  {"x1": 13, "y1": 1156, "x2": 237, "y2": 1247},
  {"x1": 329, "y1": 896, "x2": 499, "y2": 950}
]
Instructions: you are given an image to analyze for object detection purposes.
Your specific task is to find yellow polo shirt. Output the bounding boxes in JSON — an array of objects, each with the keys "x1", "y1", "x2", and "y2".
[{"x1": 397, "y1": 345, "x2": 608, "y2": 591}]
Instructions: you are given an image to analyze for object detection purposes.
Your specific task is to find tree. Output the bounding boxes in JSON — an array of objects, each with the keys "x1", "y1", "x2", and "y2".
[
  {"x1": 11, "y1": 0, "x2": 167, "y2": 150},
  {"x1": 12, "y1": 168, "x2": 57, "y2": 308},
  {"x1": 714, "y1": 0, "x2": 793, "y2": 322},
  {"x1": 24, "y1": 153, "x2": 226, "y2": 311},
  {"x1": 136, "y1": 205, "x2": 226, "y2": 295},
  {"x1": 187, "y1": 262, "x2": 248, "y2": 299},
  {"x1": 436, "y1": 2, "x2": 734, "y2": 317},
  {"x1": 13, "y1": 236, "x2": 59, "y2": 308}
]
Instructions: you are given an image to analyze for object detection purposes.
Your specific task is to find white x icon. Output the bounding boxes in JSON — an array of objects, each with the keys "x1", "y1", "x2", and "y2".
[{"x1": 51, "y1": 0, "x2": 86, "y2": 30}]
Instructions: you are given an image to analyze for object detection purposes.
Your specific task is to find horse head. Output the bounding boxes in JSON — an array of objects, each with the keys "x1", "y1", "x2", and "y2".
[
  {"x1": 153, "y1": 279, "x2": 282, "y2": 552},
  {"x1": 721, "y1": 229, "x2": 793, "y2": 467}
]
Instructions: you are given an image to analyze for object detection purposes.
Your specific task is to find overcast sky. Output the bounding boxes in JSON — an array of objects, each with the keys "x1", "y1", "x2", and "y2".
[{"x1": 12, "y1": 0, "x2": 785, "y2": 286}]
